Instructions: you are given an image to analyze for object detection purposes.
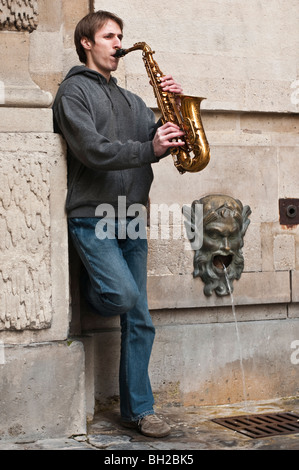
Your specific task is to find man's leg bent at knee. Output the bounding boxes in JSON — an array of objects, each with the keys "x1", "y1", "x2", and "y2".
[{"x1": 68, "y1": 217, "x2": 140, "y2": 317}]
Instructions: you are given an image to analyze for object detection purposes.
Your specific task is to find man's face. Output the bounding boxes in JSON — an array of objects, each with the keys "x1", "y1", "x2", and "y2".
[{"x1": 81, "y1": 19, "x2": 123, "y2": 80}]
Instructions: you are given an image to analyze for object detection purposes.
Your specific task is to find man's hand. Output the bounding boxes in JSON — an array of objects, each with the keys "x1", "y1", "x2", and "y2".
[
  {"x1": 152, "y1": 122, "x2": 185, "y2": 157},
  {"x1": 152, "y1": 75, "x2": 185, "y2": 157},
  {"x1": 160, "y1": 75, "x2": 183, "y2": 95}
]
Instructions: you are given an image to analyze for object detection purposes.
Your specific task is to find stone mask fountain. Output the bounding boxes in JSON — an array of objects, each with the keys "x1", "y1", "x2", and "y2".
[{"x1": 186, "y1": 195, "x2": 251, "y2": 296}]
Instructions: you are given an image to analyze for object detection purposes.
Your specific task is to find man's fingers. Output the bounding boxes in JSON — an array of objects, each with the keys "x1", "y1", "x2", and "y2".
[
  {"x1": 153, "y1": 122, "x2": 185, "y2": 157},
  {"x1": 159, "y1": 122, "x2": 182, "y2": 133},
  {"x1": 160, "y1": 75, "x2": 183, "y2": 94},
  {"x1": 158, "y1": 127, "x2": 185, "y2": 145}
]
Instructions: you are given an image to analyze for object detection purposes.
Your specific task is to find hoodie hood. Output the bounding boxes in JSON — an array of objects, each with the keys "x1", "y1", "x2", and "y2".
[
  {"x1": 62, "y1": 65, "x2": 130, "y2": 109},
  {"x1": 63, "y1": 65, "x2": 117, "y2": 85}
]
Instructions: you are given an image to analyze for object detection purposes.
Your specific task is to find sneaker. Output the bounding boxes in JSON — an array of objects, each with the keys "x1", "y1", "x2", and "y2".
[
  {"x1": 121, "y1": 414, "x2": 170, "y2": 438},
  {"x1": 139, "y1": 414, "x2": 171, "y2": 437}
]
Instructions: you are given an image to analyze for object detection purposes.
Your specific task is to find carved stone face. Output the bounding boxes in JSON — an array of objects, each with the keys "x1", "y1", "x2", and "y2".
[{"x1": 191, "y1": 195, "x2": 251, "y2": 296}]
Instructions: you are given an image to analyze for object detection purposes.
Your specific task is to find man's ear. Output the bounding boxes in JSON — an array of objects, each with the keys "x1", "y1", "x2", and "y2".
[{"x1": 81, "y1": 37, "x2": 92, "y2": 51}]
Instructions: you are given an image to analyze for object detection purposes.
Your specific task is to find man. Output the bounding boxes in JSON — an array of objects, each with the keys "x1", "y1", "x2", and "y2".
[{"x1": 53, "y1": 10, "x2": 184, "y2": 438}]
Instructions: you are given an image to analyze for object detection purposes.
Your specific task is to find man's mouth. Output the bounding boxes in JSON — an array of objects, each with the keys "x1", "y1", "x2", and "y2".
[{"x1": 212, "y1": 254, "x2": 233, "y2": 270}]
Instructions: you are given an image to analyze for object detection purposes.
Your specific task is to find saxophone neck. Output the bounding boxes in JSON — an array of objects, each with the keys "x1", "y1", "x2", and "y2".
[{"x1": 115, "y1": 42, "x2": 153, "y2": 58}]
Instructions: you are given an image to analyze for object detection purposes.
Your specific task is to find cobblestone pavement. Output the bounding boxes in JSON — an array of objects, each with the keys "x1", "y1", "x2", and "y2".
[{"x1": 1, "y1": 398, "x2": 299, "y2": 451}]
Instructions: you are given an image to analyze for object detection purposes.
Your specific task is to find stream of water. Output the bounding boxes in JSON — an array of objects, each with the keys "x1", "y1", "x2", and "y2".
[{"x1": 223, "y1": 266, "x2": 248, "y2": 409}]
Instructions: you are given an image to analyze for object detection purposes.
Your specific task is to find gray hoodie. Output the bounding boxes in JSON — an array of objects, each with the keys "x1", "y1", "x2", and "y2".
[{"x1": 53, "y1": 65, "x2": 162, "y2": 218}]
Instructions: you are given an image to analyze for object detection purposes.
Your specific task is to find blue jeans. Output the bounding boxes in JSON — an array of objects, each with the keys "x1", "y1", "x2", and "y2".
[{"x1": 68, "y1": 217, "x2": 155, "y2": 422}]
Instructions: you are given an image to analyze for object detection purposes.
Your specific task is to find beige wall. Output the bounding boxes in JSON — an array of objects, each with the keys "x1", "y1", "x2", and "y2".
[
  {"x1": 95, "y1": 0, "x2": 299, "y2": 113},
  {"x1": 0, "y1": 1, "x2": 90, "y2": 439},
  {"x1": 87, "y1": 0, "x2": 299, "y2": 407},
  {"x1": 29, "y1": 0, "x2": 90, "y2": 99},
  {"x1": 26, "y1": 0, "x2": 299, "y2": 115},
  {"x1": 1, "y1": 0, "x2": 299, "y2": 417}
]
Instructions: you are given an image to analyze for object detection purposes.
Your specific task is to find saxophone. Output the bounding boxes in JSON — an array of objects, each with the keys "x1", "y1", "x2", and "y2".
[{"x1": 115, "y1": 42, "x2": 210, "y2": 174}]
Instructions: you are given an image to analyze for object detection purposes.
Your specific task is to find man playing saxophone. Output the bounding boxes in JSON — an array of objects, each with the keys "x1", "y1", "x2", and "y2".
[{"x1": 53, "y1": 10, "x2": 184, "y2": 438}]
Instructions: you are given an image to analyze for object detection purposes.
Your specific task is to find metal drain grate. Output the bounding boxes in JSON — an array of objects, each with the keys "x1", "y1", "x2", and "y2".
[{"x1": 212, "y1": 412, "x2": 299, "y2": 439}]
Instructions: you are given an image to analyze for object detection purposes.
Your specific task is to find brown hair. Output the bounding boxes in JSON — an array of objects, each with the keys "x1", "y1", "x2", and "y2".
[{"x1": 74, "y1": 10, "x2": 124, "y2": 64}]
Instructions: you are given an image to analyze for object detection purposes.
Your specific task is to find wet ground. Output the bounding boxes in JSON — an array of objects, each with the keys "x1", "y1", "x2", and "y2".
[{"x1": 1, "y1": 397, "x2": 299, "y2": 451}]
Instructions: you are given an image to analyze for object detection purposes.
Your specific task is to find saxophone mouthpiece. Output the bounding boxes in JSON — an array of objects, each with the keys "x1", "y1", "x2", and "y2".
[{"x1": 114, "y1": 48, "x2": 127, "y2": 58}]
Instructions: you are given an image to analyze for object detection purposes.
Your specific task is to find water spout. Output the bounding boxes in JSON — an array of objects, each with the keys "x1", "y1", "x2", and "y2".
[
  {"x1": 223, "y1": 265, "x2": 248, "y2": 408},
  {"x1": 213, "y1": 254, "x2": 232, "y2": 270}
]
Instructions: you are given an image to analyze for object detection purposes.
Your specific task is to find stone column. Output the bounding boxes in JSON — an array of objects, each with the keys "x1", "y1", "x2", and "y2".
[
  {"x1": 0, "y1": 0, "x2": 52, "y2": 107},
  {"x1": 0, "y1": 1, "x2": 86, "y2": 441}
]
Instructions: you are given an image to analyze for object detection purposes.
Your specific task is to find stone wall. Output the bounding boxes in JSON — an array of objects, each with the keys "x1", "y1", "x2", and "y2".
[
  {"x1": 0, "y1": 124, "x2": 87, "y2": 441},
  {"x1": 86, "y1": 0, "x2": 299, "y2": 410},
  {"x1": 29, "y1": 0, "x2": 89, "y2": 99},
  {"x1": 0, "y1": 0, "x2": 89, "y2": 441},
  {"x1": 102, "y1": 0, "x2": 299, "y2": 114},
  {"x1": 1, "y1": 0, "x2": 299, "y2": 439},
  {"x1": 82, "y1": 110, "x2": 299, "y2": 408}
]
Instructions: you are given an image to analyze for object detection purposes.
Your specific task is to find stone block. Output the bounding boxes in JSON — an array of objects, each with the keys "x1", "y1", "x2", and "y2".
[
  {"x1": 0, "y1": 31, "x2": 52, "y2": 108},
  {"x1": 0, "y1": 108, "x2": 53, "y2": 133},
  {"x1": 240, "y1": 113, "x2": 299, "y2": 134},
  {"x1": 203, "y1": 112, "x2": 239, "y2": 133},
  {"x1": 29, "y1": 73, "x2": 63, "y2": 103},
  {"x1": 245, "y1": 79, "x2": 298, "y2": 113},
  {"x1": 36, "y1": 0, "x2": 62, "y2": 32},
  {"x1": 150, "y1": 319, "x2": 299, "y2": 406},
  {"x1": 62, "y1": 0, "x2": 90, "y2": 39},
  {"x1": 0, "y1": 341, "x2": 86, "y2": 441},
  {"x1": 0, "y1": 132, "x2": 69, "y2": 343},
  {"x1": 291, "y1": 271, "x2": 299, "y2": 303},
  {"x1": 86, "y1": 318, "x2": 299, "y2": 407},
  {"x1": 79, "y1": 335, "x2": 95, "y2": 420},
  {"x1": 242, "y1": 222, "x2": 262, "y2": 272},
  {"x1": 150, "y1": 145, "x2": 278, "y2": 225},
  {"x1": 274, "y1": 234, "x2": 295, "y2": 271},
  {"x1": 288, "y1": 303, "x2": 299, "y2": 319},
  {"x1": 148, "y1": 235, "x2": 193, "y2": 277},
  {"x1": 93, "y1": 331, "x2": 120, "y2": 405},
  {"x1": 147, "y1": 271, "x2": 290, "y2": 310},
  {"x1": 95, "y1": 0, "x2": 299, "y2": 113},
  {"x1": 62, "y1": 49, "x2": 81, "y2": 78},
  {"x1": 80, "y1": 302, "x2": 288, "y2": 336},
  {"x1": 150, "y1": 304, "x2": 287, "y2": 325},
  {"x1": 278, "y1": 146, "x2": 299, "y2": 198},
  {"x1": 29, "y1": 31, "x2": 64, "y2": 75},
  {"x1": 295, "y1": 241, "x2": 299, "y2": 272}
]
